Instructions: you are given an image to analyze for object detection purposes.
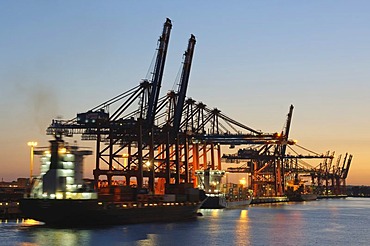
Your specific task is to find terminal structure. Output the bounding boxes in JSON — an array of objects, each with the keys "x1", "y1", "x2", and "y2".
[{"x1": 45, "y1": 18, "x2": 352, "y2": 201}]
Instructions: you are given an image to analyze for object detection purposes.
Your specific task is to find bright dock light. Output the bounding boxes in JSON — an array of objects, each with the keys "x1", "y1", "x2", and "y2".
[
  {"x1": 27, "y1": 141, "x2": 38, "y2": 180},
  {"x1": 239, "y1": 177, "x2": 247, "y2": 186}
]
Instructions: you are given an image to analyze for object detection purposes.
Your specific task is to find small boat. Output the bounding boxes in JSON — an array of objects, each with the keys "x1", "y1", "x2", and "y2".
[
  {"x1": 195, "y1": 169, "x2": 252, "y2": 209},
  {"x1": 20, "y1": 137, "x2": 204, "y2": 226}
]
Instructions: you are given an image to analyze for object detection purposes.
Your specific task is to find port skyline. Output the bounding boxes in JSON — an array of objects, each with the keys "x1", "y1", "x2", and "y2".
[{"x1": 1, "y1": 1, "x2": 370, "y2": 185}]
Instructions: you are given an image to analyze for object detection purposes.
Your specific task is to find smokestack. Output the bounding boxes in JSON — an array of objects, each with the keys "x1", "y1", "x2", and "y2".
[{"x1": 49, "y1": 136, "x2": 64, "y2": 169}]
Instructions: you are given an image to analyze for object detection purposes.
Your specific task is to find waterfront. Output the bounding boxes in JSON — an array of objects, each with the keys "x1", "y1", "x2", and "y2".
[{"x1": 1, "y1": 197, "x2": 369, "y2": 246}]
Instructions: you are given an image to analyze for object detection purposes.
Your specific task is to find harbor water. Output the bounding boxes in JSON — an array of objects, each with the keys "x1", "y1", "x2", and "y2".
[{"x1": 1, "y1": 197, "x2": 369, "y2": 246}]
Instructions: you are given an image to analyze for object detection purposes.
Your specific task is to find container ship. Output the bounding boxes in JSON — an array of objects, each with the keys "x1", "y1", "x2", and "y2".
[
  {"x1": 195, "y1": 169, "x2": 252, "y2": 209},
  {"x1": 20, "y1": 137, "x2": 204, "y2": 226}
]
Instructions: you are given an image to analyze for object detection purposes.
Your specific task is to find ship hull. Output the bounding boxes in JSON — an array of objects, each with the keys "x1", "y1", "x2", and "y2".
[
  {"x1": 201, "y1": 196, "x2": 252, "y2": 209},
  {"x1": 288, "y1": 193, "x2": 318, "y2": 202},
  {"x1": 251, "y1": 196, "x2": 289, "y2": 204},
  {"x1": 226, "y1": 199, "x2": 252, "y2": 208},
  {"x1": 201, "y1": 196, "x2": 226, "y2": 209},
  {"x1": 20, "y1": 198, "x2": 201, "y2": 226}
]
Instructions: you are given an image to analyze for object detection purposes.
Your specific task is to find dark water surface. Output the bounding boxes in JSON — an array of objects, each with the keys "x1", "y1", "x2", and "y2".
[{"x1": 1, "y1": 197, "x2": 369, "y2": 246}]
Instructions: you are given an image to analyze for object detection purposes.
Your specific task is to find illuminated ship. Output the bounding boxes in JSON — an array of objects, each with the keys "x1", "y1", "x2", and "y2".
[
  {"x1": 285, "y1": 174, "x2": 317, "y2": 202},
  {"x1": 20, "y1": 137, "x2": 204, "y2": 226},
  {"x1": 195, "y1": 169, "x2": 252, "y2": 209}
]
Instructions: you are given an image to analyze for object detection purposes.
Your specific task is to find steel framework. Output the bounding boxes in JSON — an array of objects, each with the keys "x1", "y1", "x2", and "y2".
[{"x1": 46, "y1": 19, "x2": 352, "y2": 197}]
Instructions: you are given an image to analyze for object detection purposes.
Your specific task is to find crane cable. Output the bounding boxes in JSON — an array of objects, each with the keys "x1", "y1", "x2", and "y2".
[{"x1": 294, "y1": 143, "x2": 321, "y2": 156}]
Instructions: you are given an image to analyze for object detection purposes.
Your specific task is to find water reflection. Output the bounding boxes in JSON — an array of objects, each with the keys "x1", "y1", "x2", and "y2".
[
  {"x1": 18, "y1": 226, "x2": 91, "y2": 246},
  {"x1": 235, "y1": 209, "x2": 250, "y2": 245},
  {"x1": 239, "y1": 209, "x2": 248, "y2": 219},
  {"x1": 211, "y1": 209, "x2": 221, "y2": 218},
  {"x1": 3, "y1": 199, "x2": 370, "y2": 246}
]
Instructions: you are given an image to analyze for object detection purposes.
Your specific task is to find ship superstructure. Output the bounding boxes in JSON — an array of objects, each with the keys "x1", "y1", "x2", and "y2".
[{"x1": 30, "y1": 136, "x2": 95, "y2": 200}]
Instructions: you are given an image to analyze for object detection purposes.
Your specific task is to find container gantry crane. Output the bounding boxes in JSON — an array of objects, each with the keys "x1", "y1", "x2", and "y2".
[
  {"x1": 311, "y1": 152, "x2": 353, "y2": 196},
  {"x1": 46, "y1": 19, "x2": 198, "y2": 192},
  {"x1": 222, "y1": 104, "x2": 350, "y2": 198},
  {"x1": 45, "y1": 18, "x2": 353, "y2": 199}
]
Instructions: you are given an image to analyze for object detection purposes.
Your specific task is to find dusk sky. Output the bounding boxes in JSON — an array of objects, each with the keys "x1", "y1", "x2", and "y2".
[{"x1": 1, "y1": 1, "x2": 370, "y2": 185}]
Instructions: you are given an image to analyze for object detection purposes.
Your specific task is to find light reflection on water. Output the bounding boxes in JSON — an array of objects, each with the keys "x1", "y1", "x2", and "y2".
[
  {"x1": 1, "y1": 197, "x2": 370, "y2": 246},
  {"x1": 235, "y1": 210, "x2": 250, "y2": 246}
]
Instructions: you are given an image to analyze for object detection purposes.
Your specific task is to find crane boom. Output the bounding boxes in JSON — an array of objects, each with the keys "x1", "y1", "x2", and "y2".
[
  {"x1": 146, "y1": 18, "x2": 172, "y2": 127},
  {"x1": 281, "y1": 104, "x2": 294, "y2": 157},
  {"x1": 173, "y1": 34, "x2": 196, "y2": 134},
  {"x1": 342, "y1": 154, "x2": 352, "y2": 179}
]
